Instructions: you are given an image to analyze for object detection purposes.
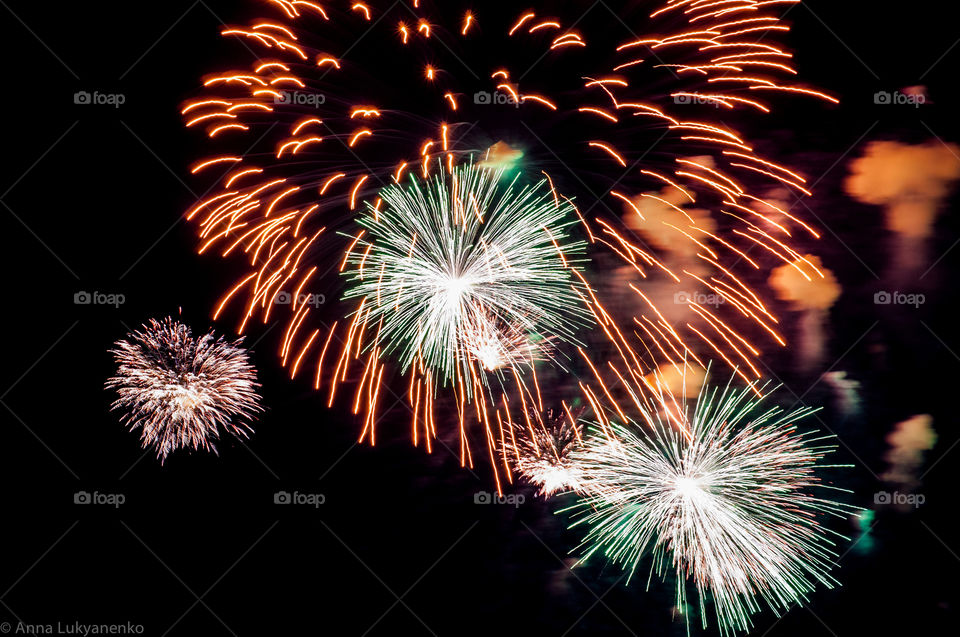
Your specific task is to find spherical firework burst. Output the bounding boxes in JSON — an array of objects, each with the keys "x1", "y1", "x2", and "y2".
[
  {"x1": 342, "y1": 162, "x2": 591, "y2": 385},
  {"x1": 106, "y1": 317, "x2": 263, "y2": 461},
  {"x1": 565, "y1": 379, "x2": 856, "y2": 634},
  {"x1": 511, "y1": 404, "x2": 587, "y2": 497}
]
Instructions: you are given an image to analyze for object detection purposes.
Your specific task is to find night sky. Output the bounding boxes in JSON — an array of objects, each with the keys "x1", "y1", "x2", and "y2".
[{"x1": 2, "y1": 1, "x2": 958, "y2": 635}]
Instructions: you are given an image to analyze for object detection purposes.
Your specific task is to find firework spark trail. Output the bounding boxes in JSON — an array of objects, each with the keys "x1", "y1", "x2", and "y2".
[
  {"x1": 106, "y1": 317, "x2": 264, "y2": 461},
  {"x1": 181, "y1": 0, "x2": 835, "y2": 468},
  {"x1": 565, "y1": 377, "x2": 856, "y2": 634}
]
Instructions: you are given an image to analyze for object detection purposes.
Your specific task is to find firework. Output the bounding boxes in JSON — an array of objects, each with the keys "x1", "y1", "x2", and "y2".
[
  {"x1": 342, "y1": 162, "x2": 590, "y2": 385},
  {"x1": 181, "y1": 0, "x2": 835, "y2": 463},
  {"x1": 511, "y1": 404, "x2": 587, "y2": 497},
  {"x1": 106, "y1": 317, "x2": 263, "y2": 461},
  {"x1": 460, "y1": 310, "x2": 548, "y2": 374},
  {"x1": 565, "y1": 378, "x2": 856, "y2": 634}
]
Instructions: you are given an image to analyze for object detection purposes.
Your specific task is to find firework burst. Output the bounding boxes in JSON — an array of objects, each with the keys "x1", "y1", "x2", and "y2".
[
  {"x1": 106, "y1": 317, "x2": 263, "y2": 461},
  {"x1": 460, "y1": 310, "x2": 549, "y2": 374},
  {"x1": 565, "y1": 378, "x2": 856, "y2": 634},
  {"x1": 342, "y1": 162, "x2": 591, "y2": 386},
  {"x1": 511, "y1": 404, "x2": 587, "y2": 497}
]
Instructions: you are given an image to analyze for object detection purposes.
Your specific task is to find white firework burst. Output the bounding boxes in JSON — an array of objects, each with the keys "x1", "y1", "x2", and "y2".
[
  {"x1": 106, "y1": 317, "x2": 263, "y2": 461},
  {"x1": 512, "y1": 404, "x2": 587, "y2": 496},
  {"x1": 460, "y1": 310, "x2": 553, "y2": 372},
  {"x1": 341, "y1": 161, "x2": 591, "y2": 386},
  {"x1": 565, "y1": 378, "x2": 857, "y2": 634}
]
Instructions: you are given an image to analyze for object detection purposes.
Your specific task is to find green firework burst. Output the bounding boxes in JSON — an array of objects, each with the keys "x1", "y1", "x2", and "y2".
[
  {"x1": 342, "y1": 161, "x2": 592, "y2": 387},
  {"x1": 564, "y1": 378, "x2": 857, "y2": 635}
]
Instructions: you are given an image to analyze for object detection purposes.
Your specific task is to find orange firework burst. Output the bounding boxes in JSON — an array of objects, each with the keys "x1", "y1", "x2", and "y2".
[{"x1": 182, "y1": 0, "x2": 834, "y2": 488}]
